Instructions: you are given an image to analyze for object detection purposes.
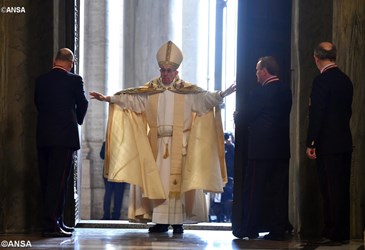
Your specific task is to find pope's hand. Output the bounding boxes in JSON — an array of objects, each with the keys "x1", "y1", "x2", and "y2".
[
  {"x1": 221, "y1": 82, "x2": 236, "y2": 97},
  {"x1": 89, "y1": 91, "x2": 108, "y2": 102}
]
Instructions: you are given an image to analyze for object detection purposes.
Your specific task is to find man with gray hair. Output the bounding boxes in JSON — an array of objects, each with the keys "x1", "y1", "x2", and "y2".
[
  {"x1": 306, "y1": 42, "x2": 353, "y2": 245},
  {"x1": 35, "y1": 48, "x2": 88, "y2": 237}
]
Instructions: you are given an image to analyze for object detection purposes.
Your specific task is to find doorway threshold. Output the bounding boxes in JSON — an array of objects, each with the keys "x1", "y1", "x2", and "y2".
[{"x1": 76, "y1": 220, "x2": 232, "y2": 231}]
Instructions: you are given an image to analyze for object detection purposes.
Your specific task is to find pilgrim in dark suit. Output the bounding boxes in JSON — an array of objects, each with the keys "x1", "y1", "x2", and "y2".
[
  {"x1": 233, "y1": 56, "x2": 292, "y2": 241},
  {"x1": 34, "y1": 48, "x2": 88, "y2": 237},
  {"x1": 306, "y1": 42, "x2": 353, "y2": 245}
]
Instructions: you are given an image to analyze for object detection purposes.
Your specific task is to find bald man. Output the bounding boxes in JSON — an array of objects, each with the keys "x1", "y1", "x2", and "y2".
[
  {"x1": 35, "y1": 48, "x2": 88, "y2": 237},
  {"x1": 306, "y1": 42, "x2": 353, "y2": 245}
]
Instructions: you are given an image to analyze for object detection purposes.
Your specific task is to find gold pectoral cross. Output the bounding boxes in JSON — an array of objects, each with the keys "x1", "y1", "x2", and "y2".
[{"x1": 163, "y1": 143, "x2": 169, "y2": 159}]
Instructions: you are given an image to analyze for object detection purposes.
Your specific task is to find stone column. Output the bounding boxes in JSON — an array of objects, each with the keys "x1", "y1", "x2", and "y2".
[
  {"x1": 123, "y1": 0, "x2": 172, "y2": 86},
  {"x1": 80, "y1": 0, "x2": 107, "y2": 219},
  {"x1": 181, "y1": 0, "x2": 199, "y2": 83}
]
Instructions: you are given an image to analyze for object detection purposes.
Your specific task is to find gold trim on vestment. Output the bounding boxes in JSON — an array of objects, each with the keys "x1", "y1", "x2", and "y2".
[
  {"x1": 114, "y1": 77, "x2": 206, "y2": 96},
  {"x1": 103, "y1": 76, "x2": 227, "y2": 221},
  {"x1": 169, "y1": 94, "x2": 184, "y2": 197},
  {"x1": 146, "y1": 94, "x2": 159, "y2": 159},
  {"x1": 146, "y1": 92, "x2": 185, "y2": 198}
]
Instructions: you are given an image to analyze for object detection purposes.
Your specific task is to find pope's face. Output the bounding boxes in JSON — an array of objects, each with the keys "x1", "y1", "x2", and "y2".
[{"x1": 159, "y1": 66, "x2": 178, "y2": 85}]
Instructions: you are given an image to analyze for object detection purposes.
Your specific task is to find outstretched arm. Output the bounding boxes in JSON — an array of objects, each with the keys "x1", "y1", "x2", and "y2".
[
  {"x1": 89, "y1": 91, "x2": 111, "y2": 102},
  {"x1": 220, "y1": 82, "x2": 236, "y2": 98}
]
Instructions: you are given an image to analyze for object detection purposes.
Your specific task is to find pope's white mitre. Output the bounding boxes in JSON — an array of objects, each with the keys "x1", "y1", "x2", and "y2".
[{"x1": 156, "y1": 41, "x2": 183, "y2": 69}]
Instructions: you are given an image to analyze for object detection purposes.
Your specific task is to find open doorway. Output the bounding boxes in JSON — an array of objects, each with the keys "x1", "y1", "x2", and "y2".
[{"x1": 77, "y1": 0, "x2": 238, "y2": 226}]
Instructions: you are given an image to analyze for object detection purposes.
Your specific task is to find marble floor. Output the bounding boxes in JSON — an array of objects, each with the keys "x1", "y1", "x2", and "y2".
[{"x1": 1, "y1": 222, "x2": 364, "y2": 250}]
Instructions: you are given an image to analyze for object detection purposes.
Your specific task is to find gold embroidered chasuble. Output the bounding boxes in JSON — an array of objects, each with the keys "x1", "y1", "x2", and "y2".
[{"x1": 104, "y1": 77, "x2": 227, "y2": 221}]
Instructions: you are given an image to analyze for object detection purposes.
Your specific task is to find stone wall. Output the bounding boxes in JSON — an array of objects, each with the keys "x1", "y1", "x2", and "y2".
[
  {"x1": 333, "y1": 0, "x2": 365, "y2": 239},
  {"x1": 290, "y1": 0, "x2": 333, "y2": 237},
  {"x1": 0, "y1": 0, "x2": 53, "y2": 233}
]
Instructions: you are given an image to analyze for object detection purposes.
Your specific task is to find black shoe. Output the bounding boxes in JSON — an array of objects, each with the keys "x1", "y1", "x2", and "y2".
[
  {"x1": 232, "y1": 230, "x2": 259, "y2": 239},
  {"x1": 148, "y1": 224, "x2": 169, "y2": 233},
  {"x1": 57, "y1": 220, "x2": 75, "y2": 233},
  {"x1": 60, "y1": 224, "x2": 74, "y2": 233},
  {"x1": 264, "y1": 233, "x2": 285, "y2": 241},
  {"x1": 42, "y1": 228, "x2": 72, "y2": 237},
  {"x1": 233, "y1": 232, "x2": 259, "y2": 239},
  {"x1": 172, "y1": 225, "x2": 184, "y2": 234},
  {"x1": 309, "y1": 237, "x2": 342, "y2": 246},
  {"x1": 244, "y1": 233, "x2": 259, "y2": 239},
  {"x1": 248, "y1": 233, "x2": 259, "y2": 239}
]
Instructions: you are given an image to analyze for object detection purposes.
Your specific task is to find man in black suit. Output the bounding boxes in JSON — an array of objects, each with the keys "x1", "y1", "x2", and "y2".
[
  {"x1": 34, "y1": 48, "x2": 88, "y2": 237},
  {"x1": 233, "y1": 56, "x2": 292, "y2": 241},
  {"x1": 306, "y1": 42, "x2": 353, "y2": 245}
]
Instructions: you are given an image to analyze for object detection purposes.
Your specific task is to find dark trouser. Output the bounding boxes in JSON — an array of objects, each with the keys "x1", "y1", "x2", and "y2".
[
  {"x1": 38, "y1": 147, "x2": 74, "y2": 231},
  {"x1": 238, "y1": 159, "x2": 289, "y2": 237},
  {"x1": 316, "y1": 153, "x2": 351, "y2": 241},
  {"x1": 103, "y1": 178, "x2": 125, "y2": 220}
]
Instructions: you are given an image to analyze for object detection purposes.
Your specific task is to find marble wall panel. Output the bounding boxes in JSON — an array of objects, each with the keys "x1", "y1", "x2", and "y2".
[
  {"x1": 0, "y1": 0, "x2": 53, "y2": 232},
  {"x1": 290, "y1": 0, "x2": 333, "y2": 238},
  {"x1": 333, "y1": 0, "x2": 365, "y2": 239}
]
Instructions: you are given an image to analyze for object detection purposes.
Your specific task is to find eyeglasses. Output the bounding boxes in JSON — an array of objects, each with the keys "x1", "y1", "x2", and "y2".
[{"x1": 160, "y1": 68, "x2": 175, "y2": 73}]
